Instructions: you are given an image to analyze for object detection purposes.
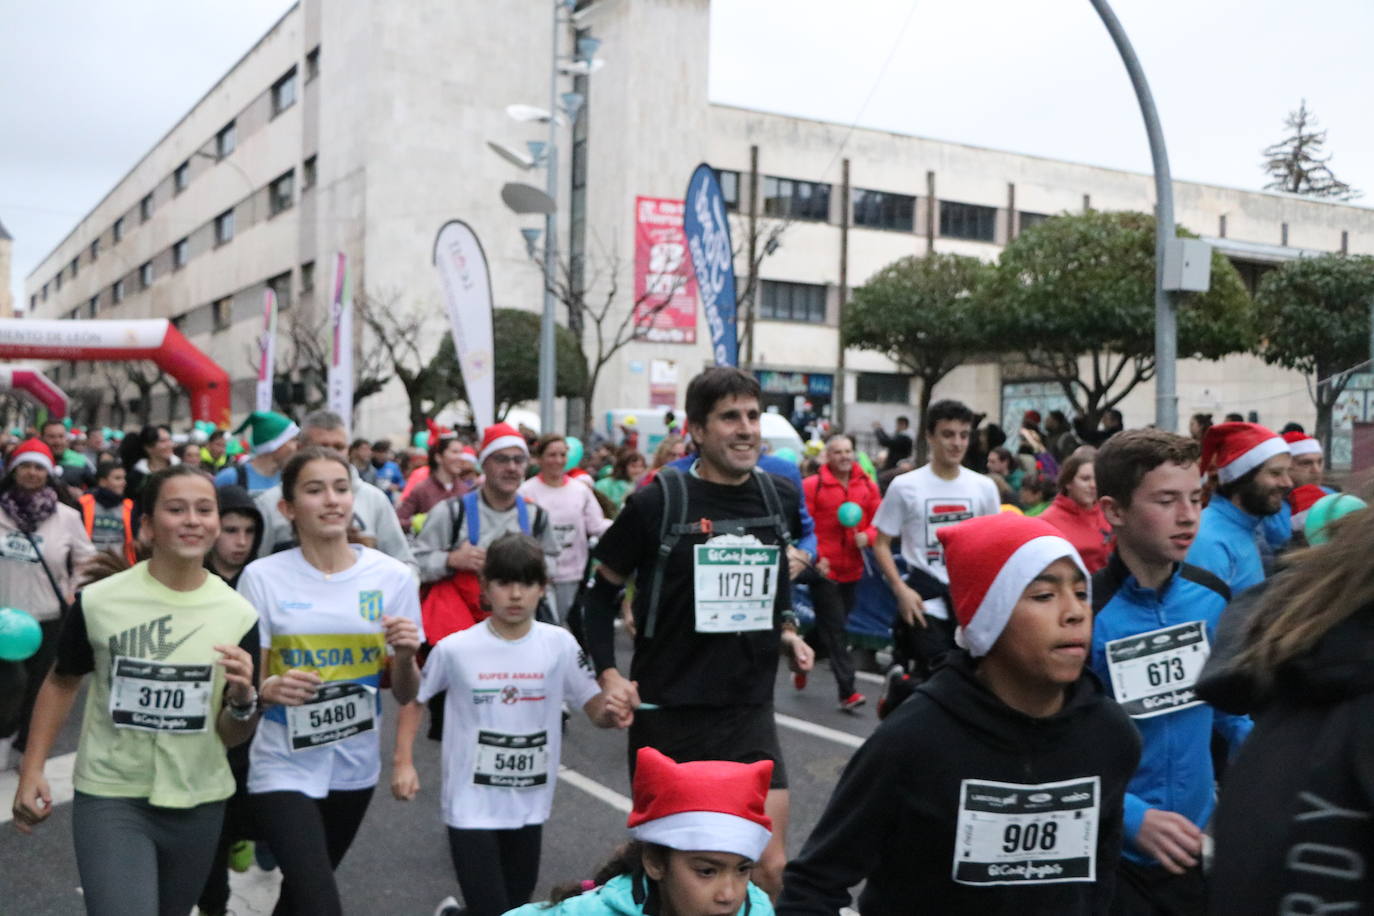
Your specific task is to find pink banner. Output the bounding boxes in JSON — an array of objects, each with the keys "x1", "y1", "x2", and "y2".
[{"x1": 633, "y1": 196, "x2": 697, "y2": 344}]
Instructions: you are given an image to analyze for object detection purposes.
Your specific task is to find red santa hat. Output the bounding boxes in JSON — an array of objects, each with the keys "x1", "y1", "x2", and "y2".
[
  {"x1": 1283, "y1": 430, "x2": 1323, "y2": 458},
  {"x1": 6, "y1": 438, "x2": 55, "y2": 474},
  {"x1": 937, "y1": 514, "x2": 1088, "y2": 658},
  {"x1": 627, "y1": 748, "x2": 773, "y2": 861},
  {"x1": 1200, "y1": 422, "x2": 1288, "y2": 485},
  {"x1": 456, "y1": 446, "x2": 478, "y2": 466},
  {"x1": 1288, "y1": 483, "x2": 1328, "y2": 535},
  {"x1": 477, "y1": 422, "x2": 528, "y2": 465},
  {"x1": 426, "y1": 418, "x2": 457, "y2": 451}
]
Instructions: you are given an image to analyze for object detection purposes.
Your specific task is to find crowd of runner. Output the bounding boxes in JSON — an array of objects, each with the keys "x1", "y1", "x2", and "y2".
[{"x1": 2, "y1": 371, "x2": 1371, "y2": 915}]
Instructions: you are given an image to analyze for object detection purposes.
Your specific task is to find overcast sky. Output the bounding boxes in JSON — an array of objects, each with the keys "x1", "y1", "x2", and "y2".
[{"x1": 5, "y1": 0, "x2": 1372, "y2": 310}]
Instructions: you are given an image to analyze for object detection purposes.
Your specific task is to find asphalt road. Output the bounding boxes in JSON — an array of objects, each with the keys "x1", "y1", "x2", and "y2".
[{"x1": 0, "y1": 634, "x2": 884, "y2": 915}]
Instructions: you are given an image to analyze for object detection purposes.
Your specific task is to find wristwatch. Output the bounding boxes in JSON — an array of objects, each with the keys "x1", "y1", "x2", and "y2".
[{"x1": 225, "y1": 690, "x2": 259, "y2": 721}]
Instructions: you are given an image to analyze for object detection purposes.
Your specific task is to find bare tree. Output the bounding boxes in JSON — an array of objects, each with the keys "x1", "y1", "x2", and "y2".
[
  {"x1": 124, "y1": 362, "x2": 171, "y2": 427},
  {"x1": 354, "y1": 291, "x2": 456, "y2": 434},
  {"x1": 1262, "y1": 100, "x2": 1361, "y2": 200}
]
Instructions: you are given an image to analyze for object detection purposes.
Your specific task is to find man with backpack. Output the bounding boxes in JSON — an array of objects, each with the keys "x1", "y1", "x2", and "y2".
[{"x1": 581, "y1": 367, "x2": 815, "y2": 896}]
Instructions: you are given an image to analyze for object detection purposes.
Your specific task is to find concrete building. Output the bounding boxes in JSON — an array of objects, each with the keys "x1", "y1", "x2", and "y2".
[
  {"x1": 0, "y1": 218, "x2": 12, "y2": 319},
  {"x1": 21, "y1": 0, "x2": 1374, "y2": 462}
]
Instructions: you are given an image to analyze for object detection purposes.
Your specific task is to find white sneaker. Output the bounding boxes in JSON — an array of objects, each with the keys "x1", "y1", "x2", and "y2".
[{"x1": 433, "y1": 896, "x2": 463, "y2": 916}]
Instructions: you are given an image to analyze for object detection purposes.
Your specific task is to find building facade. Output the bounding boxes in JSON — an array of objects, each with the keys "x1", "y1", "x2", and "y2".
[{"x1": 21, "y1": 0, "x2": 1374, "y2": 461}]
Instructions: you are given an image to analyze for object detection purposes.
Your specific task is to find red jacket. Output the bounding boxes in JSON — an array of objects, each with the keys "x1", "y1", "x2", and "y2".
[
  {"x1": 803, "y1": 464, "x2": 882, "y2": 583},
  {"x1": 1037, "y1": 494, "x2": 1114, "y2": 573}
]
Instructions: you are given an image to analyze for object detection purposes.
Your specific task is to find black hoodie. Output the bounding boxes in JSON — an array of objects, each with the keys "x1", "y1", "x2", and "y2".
[
  {"x1": 208, "y1": 484, "x2": 266, "y2": 590},
  {"x1": 1197, "y1": 600, "x2": 1374, "y2": 914},
  {"x1": 778, "y1": 651, "x2": 1140, "y2": 916}
]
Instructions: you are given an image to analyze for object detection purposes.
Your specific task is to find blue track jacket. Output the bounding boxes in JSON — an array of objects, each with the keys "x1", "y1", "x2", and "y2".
[
  {"x1": 1091, "y1": 554, "x2": 1253, "y2": 867},
  {"x1": 1186, "y1": 498, "x2": 1266, "y2": 594}
]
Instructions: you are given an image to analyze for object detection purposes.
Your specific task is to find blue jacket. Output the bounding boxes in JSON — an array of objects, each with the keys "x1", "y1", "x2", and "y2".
[
  {"x1": 1091, "y1": 554, "x2": 1253, "y2": 866},
  {"x1": 1186, "y1": 498, "x2": 1266, "y2": 594},
  {"x1": 668, "y1": 453, "x2": 818, "y2": 561},
  {"x1": 504, "y1": 871, "x2": 772, "y2": 916}
]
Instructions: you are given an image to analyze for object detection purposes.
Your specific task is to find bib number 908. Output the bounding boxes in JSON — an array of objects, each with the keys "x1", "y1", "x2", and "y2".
[{"x1": 1003, "y1": 821, "x2": 1059, "y2": 854}]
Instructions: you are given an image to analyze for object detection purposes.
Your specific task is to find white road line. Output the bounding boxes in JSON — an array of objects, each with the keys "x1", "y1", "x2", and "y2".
[
  {"x1": 773, "y1": 713, "x2": 865, "y2": 749},
  {"x1": 0, "y1": 751, "x2": 76, "y2": 825},
  {"x1": 855, "y1": 670, "x2": 884, "y2": 685},
  {"x1": 559, "y1": 765, "x2": 632, "y2": 813}
]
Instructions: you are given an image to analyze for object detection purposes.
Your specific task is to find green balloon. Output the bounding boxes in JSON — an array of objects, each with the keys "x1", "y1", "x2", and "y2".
[
  {"x1": 412, "y1": 431, "x2": 429, "y2": 449},
  {"x1": 565, "y1": 436, "x2": 584, "y2": 471},
  {"x1": 837, "y1": 501, "x2": 863, "y2": 528},
  {"x1": 774, "y1": 447, "x2": 798, "y2": 465},
  {"x1": 226, "y1": 438, "x2": 245, "y2": 456},
  {"x1": 1305, "y1": 492, "x2": 1367, "y2": 546},
  {"x1": 0, "y1": 607, "x2": 42, "y2": 662},
  {"x1": 857, "y1": 452, "x2": 877, "y2": 480}
]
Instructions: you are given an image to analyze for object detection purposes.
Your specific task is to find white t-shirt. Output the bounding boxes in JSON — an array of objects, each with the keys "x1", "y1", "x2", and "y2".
[
  {"x1": 418, "y1": 620, "x2": 600, "y2": 829},
  {"x1": 240, "y1": 545, "x2": 424, "y2": 797},
  {"x1": 872, "y1": 464, "x2": 1000, "y2": 619}
]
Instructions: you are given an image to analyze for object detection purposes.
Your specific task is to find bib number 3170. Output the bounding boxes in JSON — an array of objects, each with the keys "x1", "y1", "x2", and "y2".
[{"x1": 109, "y1": 657, "x2": 214, "y2": 733}]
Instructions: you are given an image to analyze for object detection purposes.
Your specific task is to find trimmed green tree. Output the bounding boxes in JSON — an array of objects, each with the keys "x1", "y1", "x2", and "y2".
[
  {"x1": 429, "y1": 307, "x2": 587, "y2": 423},
  {"x1": 844, "y1": 253, "x2": 998, "y2": 462},
  {"x1": 1255, "y1": 253, "x2": 1374, "y2": 449},
  {"x1": 991, "y1": 210, "x2": 1256, "y2": 429}
]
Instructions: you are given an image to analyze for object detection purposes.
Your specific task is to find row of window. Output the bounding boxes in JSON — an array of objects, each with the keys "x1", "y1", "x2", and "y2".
[
  {"x1": 67, "y1": 265, "x2": 312, "y2": 335},
  {"x1": 35, "y1": 49, "x2": 319, "y2": 308}
]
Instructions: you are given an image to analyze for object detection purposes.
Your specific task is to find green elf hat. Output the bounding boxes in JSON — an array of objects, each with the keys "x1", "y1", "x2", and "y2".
[{"x1": 232, "y1": 411, "x2": 300, "y2": 455}]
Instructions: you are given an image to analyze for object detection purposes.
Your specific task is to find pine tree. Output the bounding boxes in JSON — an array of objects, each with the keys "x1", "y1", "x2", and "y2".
[{"x1": 1261, "y1": 100, "x2": 1361, "y2": 200}]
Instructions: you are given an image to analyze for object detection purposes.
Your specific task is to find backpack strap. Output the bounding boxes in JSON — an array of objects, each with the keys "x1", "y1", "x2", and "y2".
[
  {"x1": 235, "y1": 463, "x2": 248, "y2": 489},
  {"x1": 643, "y1": 467, "x2": 691, "y2": 639},
  {"x1": 752, "y1": 467, "x2": 792, "y2": 549},
  {"x1": 446, "y1": 493, "x2": 468, "y2": 551},
  {"x1": 514, "y1": 494, "x2": 531, "y2": 535},
  {"x1": 463, "y1": 490, "x2": 483, "y2": 546}
]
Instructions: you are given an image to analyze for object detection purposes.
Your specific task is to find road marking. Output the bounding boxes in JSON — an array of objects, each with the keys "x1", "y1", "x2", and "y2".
[
  {"x1": 774, "y1": 713, "x2": 865, "y2": 749},
  {"x1": 559, "y1": 765, "x2": 632, "y2": 813},
  {"x1": 856, "y1": 670, "x2": 884, "y2": 685},
  {"x1": 0, "y1": 751, "x2": 76, "y2": 825}
]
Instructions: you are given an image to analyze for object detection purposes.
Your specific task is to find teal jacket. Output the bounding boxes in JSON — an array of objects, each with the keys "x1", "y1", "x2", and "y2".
[{"x1": 504, "y1": 872, "x2": 773, "y2": 916}]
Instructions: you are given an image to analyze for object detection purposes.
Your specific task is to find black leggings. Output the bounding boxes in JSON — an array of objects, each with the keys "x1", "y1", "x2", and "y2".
[
  {"x1": 251, "y1": 787, "x2": 374, "y2": 916},
  {"x1": 801, "y1": 571, "x2": 858, "y2": 699},
  {"x1": 2, "y1": 618, "x2": 61, "y2": 750},
  {"x1": 447, "y1": 824, "x2": 543, "y2": 916}
]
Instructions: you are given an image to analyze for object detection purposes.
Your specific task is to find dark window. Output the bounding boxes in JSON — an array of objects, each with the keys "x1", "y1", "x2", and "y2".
[
  {"x1": 300, "y1": 261, "x2": 315, "y2": 292},
  {"x1": 86, "y1": 296, "x2": 99, "y2": 319},
  {"x1": 70, "y1": 257, "x2": 79, "y2": 279},
  {"x1": 762, "y1": 176, "x2": 831, "y2": 221},
  {"x1": 174, "y1": 161, "x2": 189, "y2": 193},
  {"x1": 173, "y1": 238, "x2": 189, "y2": 269},
  {"x1": 856, "y1": 372, "x2": 912, "y2": 403},
  {"x1": 306, "y1": 46, "x2": 320, "y2": 81},
  {"x1": 272, "y1": 68, "x2": 298, "y2": 116},
  {"x1": 41, "y1": 283, "x2": 48, "y2": 301},
  {"x1": 853, "y1": 188, "x2": 915, "y2": 231},
  {"x1": 760, "y1": 280, "x2": 826, "y2": 323},
  {"x1": 1018, "y1": 211, "x2": 1049, "y2": 233},
  {"x1": 717, "y1": 170, "x2": 740, "y2": 212},
  {"x1": 140, "y1": 194, "x2": 153, "y2": 223},
  {"x1": 67, "y1": 307, "x2": 79, "y2": 321},
  {"x1": 302, "y1": 155, "x2": 317, "y2": 189},
  {"x1": 268, "y1": 272, "x2": 292, "y2": 310},
  {"x1": 54, "y1": 272, "x2": 62, "y2": 292},
  {"x1": 139, "y1": 262, "x2": 154, "y2": 290},
  {"x1": 215, "y1": 209, "x2": 235, "y2": 245},
  {"x1": 90, "y1": 238, "x2": 100, "y2": 261},
  {"x1": 29, "y1": 294, "x2": 36, "y2": 311},
  {"x1": 939, "y1": 200, "x2": 997, "y2": 242},
  {"x1": 269, "y1": 170, "x2": 294, "y2": 216},
  {"x1": 112, "y1": 279, "x2": 125, "y2": 303},
  {"x1": 213, "y1": 297, "x2": 233, "y2": 332},
  {"x1": 112, "y1": 217, "x2": 124, "y2": 243},
  {"x1": 171, "y1": 314, "x2": 186, "y2": 332},
  {"x1": 216, "y1": 121, "x2": 236, "y2": 158}
]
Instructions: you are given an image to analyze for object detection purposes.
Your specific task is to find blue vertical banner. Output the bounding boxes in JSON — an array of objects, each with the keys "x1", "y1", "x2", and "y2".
[{"x1": 683, "y1": 163, "x2": 739, "y2": 367}]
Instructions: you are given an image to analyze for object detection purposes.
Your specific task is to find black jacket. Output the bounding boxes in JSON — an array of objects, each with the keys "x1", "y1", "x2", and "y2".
[
  {"x1": 778, "y1": 651, "x2": 1141, "y2": 916},
  {"x1": 1197, "y1": 602, "x2": 1374, "y2": 914}
]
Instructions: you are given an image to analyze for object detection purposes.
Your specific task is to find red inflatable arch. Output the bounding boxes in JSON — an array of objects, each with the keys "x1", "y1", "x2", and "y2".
[
  {"x1": 0, "y1": 365, "x2": 69, "y2": 419},
  {"x1": 0, "y1": 319, "x2": 231, "y2": 426}
]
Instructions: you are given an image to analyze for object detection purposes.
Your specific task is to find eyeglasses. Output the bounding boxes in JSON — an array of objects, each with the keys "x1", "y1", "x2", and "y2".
[{"x1": 486, "y1": 453, "x2": 528, "y2": 467}]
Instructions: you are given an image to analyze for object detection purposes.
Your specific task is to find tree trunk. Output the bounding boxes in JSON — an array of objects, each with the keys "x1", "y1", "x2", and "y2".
[{"x1": 914, "y1": 376, "x2": 935, "y2": 465}]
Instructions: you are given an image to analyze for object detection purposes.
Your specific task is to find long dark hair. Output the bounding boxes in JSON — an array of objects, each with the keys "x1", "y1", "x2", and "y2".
[
  {"x1": 119, "y1": 424, "x2": 169, "y2": 471},
  {"x1": 545, "y1": 842, "x2": 654, "y2": 907}
]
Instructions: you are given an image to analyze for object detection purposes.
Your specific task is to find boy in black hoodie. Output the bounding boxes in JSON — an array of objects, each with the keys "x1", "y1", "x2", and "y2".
[
  {"x1": 197, "y1": 483, "x2": 266, "y2": 916},
  {"x1": 778, "y1": 514, "x2": 1141, "y2": 915}
]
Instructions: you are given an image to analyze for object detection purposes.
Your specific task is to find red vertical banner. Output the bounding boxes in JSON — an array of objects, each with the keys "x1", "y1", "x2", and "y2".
[{"x1": 633, "y1": 196, "x2": 698, "y2": 343}]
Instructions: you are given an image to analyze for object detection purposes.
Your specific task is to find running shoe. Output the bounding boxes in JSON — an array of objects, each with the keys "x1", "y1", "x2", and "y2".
[
  {"x1": 838, "y1": 692, "x2": 867, "y2": 712},
  {"x1": 228, "y1": 839, "x2": 255, "y2": 873},
  {"x1": 433, "y1": 896, "x2": 465, "y2": 916},
  {"x1": 793, "y1": 672, "x2": 808, "y2": 690},
  {"x1": 877, "y1": 664, "x2": 912, "y2": 720},
  {"x1": 255, "y1": 841, "x2": 278, "y2": 872}
]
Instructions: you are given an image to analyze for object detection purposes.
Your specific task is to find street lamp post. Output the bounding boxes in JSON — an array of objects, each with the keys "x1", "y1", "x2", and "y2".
[
  {"x1": 538, "y1": 2, "x2": 561, "y2": 435},
  {"x1": 1089, "y1": 0, "x2": 1178, "y2": 432}
]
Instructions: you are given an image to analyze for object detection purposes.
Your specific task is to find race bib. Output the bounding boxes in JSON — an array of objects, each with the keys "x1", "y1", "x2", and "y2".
[
  {"x1": 109, "y1": 657, "x2": 213, "y2": 733},
  {"x1": 0, "y1": 531, "x2": 40, "y2": 564},
  {"x1": 1106, "y1": 621, "x2": 1210, "y2": 718},
  {"x1": 692, "y1": 537, "x2": 780, "y2": 633},
  {"x1": 473, "y1": 730, "x2": 549, "y2": 787},
  {"x1": 953, "y1": 776, "x2": 1100, "y2": 886},
  {"x1": 286, "y1": 683, "x2": 376, "y2": 751}
]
